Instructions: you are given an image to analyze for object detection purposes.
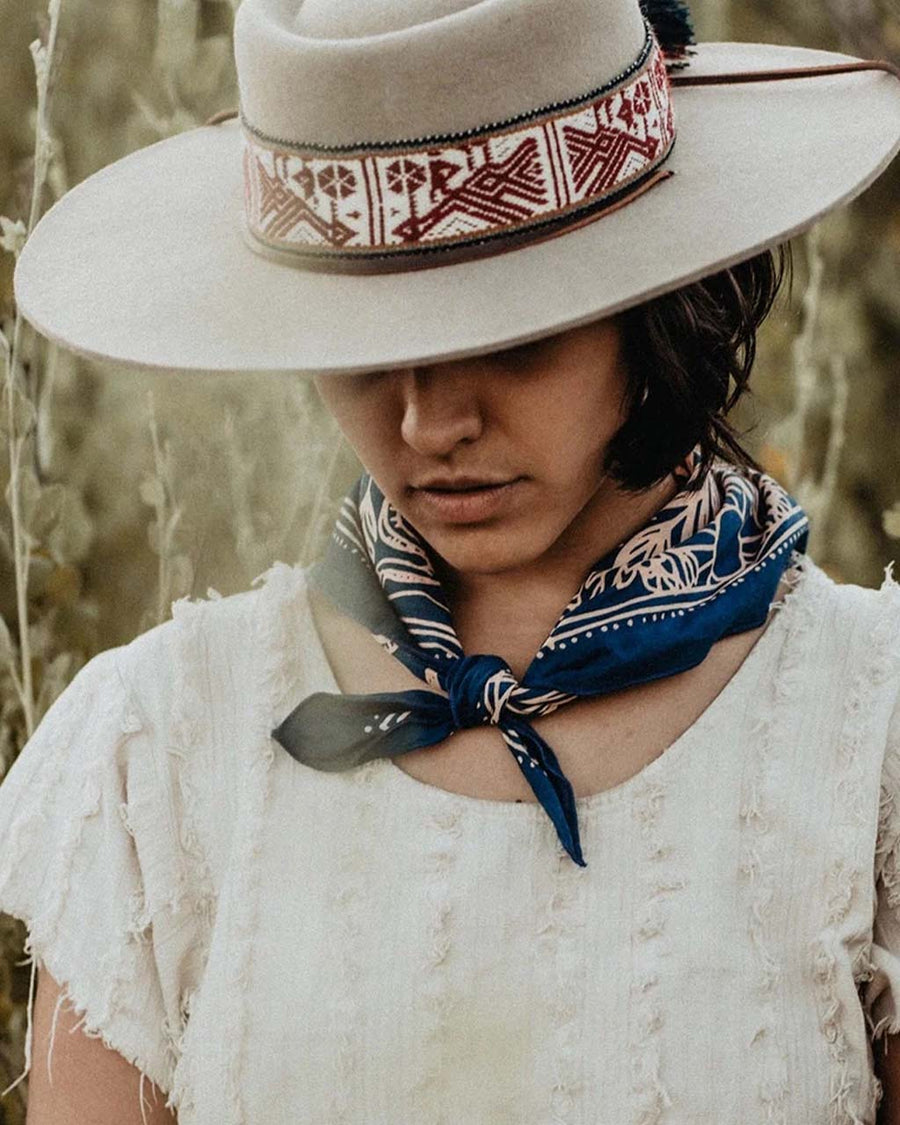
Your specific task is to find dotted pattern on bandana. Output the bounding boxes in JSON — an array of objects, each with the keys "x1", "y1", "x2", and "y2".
[{"x1": 240, "y1": 29, "x2": 674, "y2": 264}]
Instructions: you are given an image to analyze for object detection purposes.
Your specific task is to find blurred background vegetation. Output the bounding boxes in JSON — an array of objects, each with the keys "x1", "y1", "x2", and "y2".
[{"x1": 0, "y1": 0, "x2": 898, "y2": 1117}]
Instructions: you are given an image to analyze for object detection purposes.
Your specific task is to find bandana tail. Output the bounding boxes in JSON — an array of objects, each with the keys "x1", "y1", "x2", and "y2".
[
  {"x1": 272, "y1": 688, "x2": 455, "y2": 771},
  {"x1": 501, "y1": 719, "x2": 586, "y2": 867}
]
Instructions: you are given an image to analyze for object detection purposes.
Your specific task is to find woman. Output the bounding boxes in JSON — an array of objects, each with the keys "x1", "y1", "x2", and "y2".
[
  {"x1": 2, "y1": 0, "x2": 900, "y2": 1121},
  {"x1": 301, "y1": 260, "x2": 801, "y2": 818}
]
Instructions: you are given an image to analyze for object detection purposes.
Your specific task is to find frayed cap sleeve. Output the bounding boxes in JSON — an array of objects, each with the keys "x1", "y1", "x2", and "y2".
[
  {"x1": 862, "y1": 576, "x2": 900, "y2": 1041},
  {"x1": 0, "y1": 639, "x2": 205, "y2": 1107}
]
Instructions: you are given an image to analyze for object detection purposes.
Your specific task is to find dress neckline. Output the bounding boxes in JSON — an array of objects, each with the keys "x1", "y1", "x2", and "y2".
[{"x1": 294, "y1": 552, "x2": 818, "y2": 818}]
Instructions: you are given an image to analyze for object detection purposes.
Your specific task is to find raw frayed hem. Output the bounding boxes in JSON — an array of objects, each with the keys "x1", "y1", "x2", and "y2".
[
  {"x1": 867, "y1": 1009, "x2": 900, "y2": 1045},
  {"x1": 0, "y1": 943, "x2": 176, "y2": 1124}
]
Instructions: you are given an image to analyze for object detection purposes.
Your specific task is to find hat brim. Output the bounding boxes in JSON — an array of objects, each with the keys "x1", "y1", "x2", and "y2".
[{"x1": 13, "y1": 41, "x2": 900, "y2": 377}]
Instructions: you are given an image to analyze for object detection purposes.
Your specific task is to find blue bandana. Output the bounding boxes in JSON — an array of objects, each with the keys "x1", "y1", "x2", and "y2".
[{"x1": 272, "y1": 445, "x2": 809, "y2": 867}]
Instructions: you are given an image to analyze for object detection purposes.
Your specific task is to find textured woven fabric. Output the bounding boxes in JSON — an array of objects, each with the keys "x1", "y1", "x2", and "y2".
[
  {"x1": 1, "y1": 553, "x2": 900, "y2": 1123},
  {"x1": 272, "y1": 449, "x2": 809, "y2": 866}
]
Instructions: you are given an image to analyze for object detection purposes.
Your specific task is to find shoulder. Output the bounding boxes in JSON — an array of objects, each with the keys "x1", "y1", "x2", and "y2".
[
  {"x1": 817, "y1": 556, "x2": 900, "y2": 624},
  {"x1": 747, "y1": 554, "x2": 900, "y2": 785},
  {"x1": 118, "y1": 580, "x2": 266, "y2": 719},
  {"x1": 782, "y1": 553, "x2": 900, "y2": 673},
  {"x1": 107, "y1": 563, "x2": 316, "y2": 882},
  {"x1": 793, "y1": 555, "x2": 900, "y2": 792},
  {"x1": 115, "y1": 560, "x2": 316, "y2": 731}
]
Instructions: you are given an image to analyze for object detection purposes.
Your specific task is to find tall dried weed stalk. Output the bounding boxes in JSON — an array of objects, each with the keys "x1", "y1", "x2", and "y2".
[
  {"x1": 0, "y1": 1, "x2": 350, "y2": 1102},
  {"x1": 765, "y1": 225, "x2": 850, "y2": 558}
]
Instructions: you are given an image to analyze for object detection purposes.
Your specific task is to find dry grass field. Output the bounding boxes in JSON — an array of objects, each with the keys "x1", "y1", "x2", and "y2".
[{"x1": 0, "y1": 0, "x2": 897, "y2": 1117}]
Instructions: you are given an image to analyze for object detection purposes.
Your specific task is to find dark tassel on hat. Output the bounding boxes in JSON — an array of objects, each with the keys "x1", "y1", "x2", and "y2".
[{"x1": 638, "y1": 0, "x2": 697, "y2": 71}]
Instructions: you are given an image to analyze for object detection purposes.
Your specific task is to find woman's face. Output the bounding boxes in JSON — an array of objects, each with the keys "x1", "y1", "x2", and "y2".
[{"x1": 313, "y1": 317, "x2": 631, "y2": 578}]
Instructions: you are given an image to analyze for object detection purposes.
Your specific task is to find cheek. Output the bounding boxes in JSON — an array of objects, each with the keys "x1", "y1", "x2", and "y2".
[
  {"x1": 315, "y1": 379, "x2": 398, "y2": 465},
  {"x1": 508, "y1": 368, "x2": 624, "y2": 480}
]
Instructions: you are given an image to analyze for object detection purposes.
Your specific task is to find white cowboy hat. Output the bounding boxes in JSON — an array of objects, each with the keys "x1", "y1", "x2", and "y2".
[{"x1": 12, "y1": 0, "x2": 900, "y2": 378}]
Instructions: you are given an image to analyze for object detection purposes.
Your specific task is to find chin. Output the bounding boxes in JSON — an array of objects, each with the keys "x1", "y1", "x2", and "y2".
[{"x1": 422, "y1": 523, "x2": 552, "y2": 577}]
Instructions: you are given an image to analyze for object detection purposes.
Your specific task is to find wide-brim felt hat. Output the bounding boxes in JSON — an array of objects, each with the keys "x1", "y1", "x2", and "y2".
[{"x1": 12, "y1": 0, "x2": 900, "y2": 378}]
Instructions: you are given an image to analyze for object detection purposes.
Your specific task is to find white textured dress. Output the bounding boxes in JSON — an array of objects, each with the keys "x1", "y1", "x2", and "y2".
[{"x1": 1, "y1": 552, "x2": 900, "y2": 1124}]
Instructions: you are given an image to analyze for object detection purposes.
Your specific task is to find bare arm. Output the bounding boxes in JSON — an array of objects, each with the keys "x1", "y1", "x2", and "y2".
[
  {"x1": 24, "y1": 965, "x2": 176, "y2": 1125},
  {"x1": 875, "y1": 1033, "x2": 900, "y2": 1125}
]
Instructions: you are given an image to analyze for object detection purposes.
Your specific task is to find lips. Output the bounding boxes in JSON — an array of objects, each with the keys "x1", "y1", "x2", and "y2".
[
  {"x1": 410, "y1": 477, "x2": 526, "y2": 523},
  {"x1": 421, "y1": 481, "x2": 509, "y2": 493},
  {"x1": 413, "y1": 476, "x2": 518, "y2": 491}
]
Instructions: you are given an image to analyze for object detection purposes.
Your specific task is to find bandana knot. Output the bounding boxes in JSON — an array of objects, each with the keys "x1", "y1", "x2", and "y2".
[
  {"x1": 444, "y1": 653, "x2": 517, "y2": 729},
  {"x1": 271, "y1": 445, "x2": 811, "y2": 868}
]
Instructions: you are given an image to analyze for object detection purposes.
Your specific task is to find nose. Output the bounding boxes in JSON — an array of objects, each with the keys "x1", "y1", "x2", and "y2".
[{"x1": 398, "y1": 365, "x2": 483, "y2": 456}]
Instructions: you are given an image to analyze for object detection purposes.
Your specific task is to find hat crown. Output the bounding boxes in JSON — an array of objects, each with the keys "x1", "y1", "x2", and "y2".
[
  {"x1": 235, "y1": 0, "x2": 648, "y2": 145},
  {"x1": 293, "y1": 0, "x2": 483, "y2": 39}
]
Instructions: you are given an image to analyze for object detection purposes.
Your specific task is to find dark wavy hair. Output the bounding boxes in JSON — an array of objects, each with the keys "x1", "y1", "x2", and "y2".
[{"x1": 607, "y1": 241, "x2": 794, "y2": 493}]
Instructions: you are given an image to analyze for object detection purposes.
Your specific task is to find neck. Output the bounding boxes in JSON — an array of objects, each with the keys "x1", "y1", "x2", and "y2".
[{"x1": 435, "y1": 471, "x2": 681, "y2": 665}]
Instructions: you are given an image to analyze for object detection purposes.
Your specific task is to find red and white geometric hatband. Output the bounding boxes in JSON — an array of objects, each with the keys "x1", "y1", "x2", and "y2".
[{"x1": 239, "y1": 22, "x2": 676, "y2": 275}]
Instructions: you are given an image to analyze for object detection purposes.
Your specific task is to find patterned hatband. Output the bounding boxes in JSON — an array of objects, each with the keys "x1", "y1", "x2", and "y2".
[{"x1": 239, "y1": 21, "x2": 676, "y2": 274}]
